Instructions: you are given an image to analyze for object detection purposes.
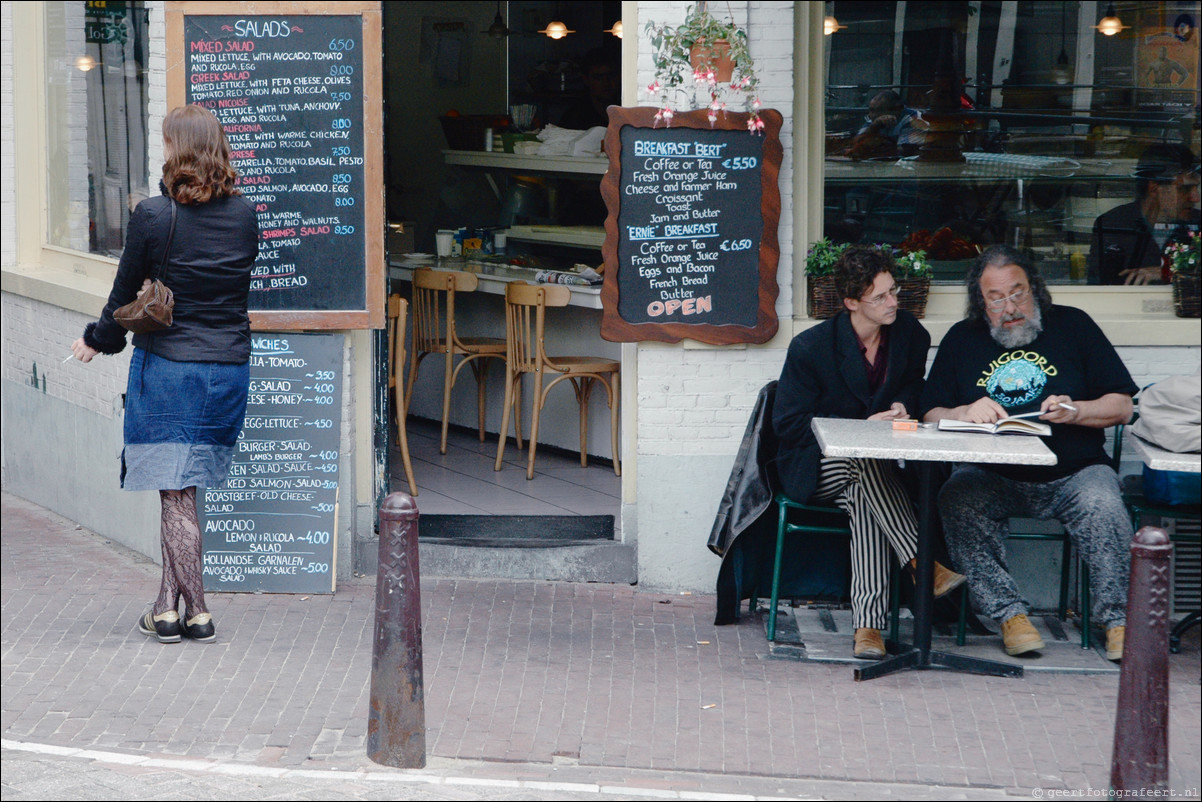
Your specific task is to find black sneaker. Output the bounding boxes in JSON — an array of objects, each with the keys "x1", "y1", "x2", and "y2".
[
  {"x1": 138, "y1": 610, "x2": 181, "y2": 643},
  {"x1": 181, "y1": 612, "x2": 216, "y2": 643}
]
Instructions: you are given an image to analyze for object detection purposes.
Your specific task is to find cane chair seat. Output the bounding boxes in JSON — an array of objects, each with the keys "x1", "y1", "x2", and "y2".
[
  {"x1": 494, "y1": 281, "x2": 620, "y2": 480},
  {"x1": 404, "y1": 268, "x2": 509, "y2": 455}
]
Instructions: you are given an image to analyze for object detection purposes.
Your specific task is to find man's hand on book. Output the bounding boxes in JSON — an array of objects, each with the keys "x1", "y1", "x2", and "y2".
[{"x1": 962, "y1": 397, "x2": 1007, "y2": 424}]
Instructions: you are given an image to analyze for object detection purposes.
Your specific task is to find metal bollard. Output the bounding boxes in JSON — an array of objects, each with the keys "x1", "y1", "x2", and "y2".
[
  {"x1": 367, "y1": 492, "x2": 426, "y2": 768},
  {"x1": 1110, "y1": 526, "x2": 1172, "y2": 793}
]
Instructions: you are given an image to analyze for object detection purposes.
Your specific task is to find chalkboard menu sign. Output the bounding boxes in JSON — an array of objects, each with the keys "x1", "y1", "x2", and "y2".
[
  {"x1": 166, "y1": 2, "x2": 384, "y2": 330},
  {"x1": 600, "y1": 108, "x2": 782, "y2": 345},
  {"x1": 201, "y1": 333, "x2": 344, "y2": 594}
]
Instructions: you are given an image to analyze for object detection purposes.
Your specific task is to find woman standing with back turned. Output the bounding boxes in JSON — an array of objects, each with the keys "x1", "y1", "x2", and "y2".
[{"x1": 71, "y1": 104, "x2": 259, "y2": 644}]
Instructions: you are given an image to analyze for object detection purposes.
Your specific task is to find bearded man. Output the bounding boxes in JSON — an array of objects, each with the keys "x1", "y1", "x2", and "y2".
[{"x1": 921, "y1": 246, "x2": 1137, "y2": 661}]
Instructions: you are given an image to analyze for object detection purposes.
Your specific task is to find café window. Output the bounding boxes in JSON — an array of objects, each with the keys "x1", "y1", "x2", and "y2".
[
  {"x1": 44, "y1": 0, "x2": 150, "y2": 257},
  {"x1": 823, "y1": 1, "x2": 1200, "y2": 287}
]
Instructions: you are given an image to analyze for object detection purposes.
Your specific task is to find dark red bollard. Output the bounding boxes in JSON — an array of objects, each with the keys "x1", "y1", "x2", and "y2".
[
  {"x1": 1111, "y1": 526, "x2": 1172, "y2": 793},
  {"x1": 367, "y1": 492, "x2": 426, "y2": 768}
]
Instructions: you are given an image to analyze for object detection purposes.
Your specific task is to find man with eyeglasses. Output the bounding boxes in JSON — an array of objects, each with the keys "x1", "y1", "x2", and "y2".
[
  {"x1": 1088, "y1": 143, "x2": 1200, "y2": 286},
  {"x1": 922, "y1": 245, "x2": 1138, "y2": 661},
  {"x1": 774, "y1": 245, "x2": 965, "y2": 660}
]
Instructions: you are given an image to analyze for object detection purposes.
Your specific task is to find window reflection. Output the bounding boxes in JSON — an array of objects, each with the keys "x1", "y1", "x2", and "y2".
[
  {"x1": 823, "y1": 1, "x2": 1200, "y2": 286},
  {"x1": 45, "y1": 1, "x2": 150, "y2": 258}
]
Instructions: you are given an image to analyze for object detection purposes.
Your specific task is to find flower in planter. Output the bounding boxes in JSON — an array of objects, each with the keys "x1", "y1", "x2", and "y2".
[
  {"x1": 805, "y1": 239, "x2": 849, "y2": 277},
  {"x1": 645, "y1": 5, "x2": 762, "y2": 132},
  {"x1": 1165, "y1": 232, "x2": 1200, "y2": 274},
  {"x1": 894, "y1": 248, "x2": 933, "y2": 279}
]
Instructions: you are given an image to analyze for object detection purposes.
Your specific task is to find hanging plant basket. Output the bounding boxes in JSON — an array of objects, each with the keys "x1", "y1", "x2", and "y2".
[
  {"x1": 689, "y1": 38, "x2": 734, "y2": 83},
  {"x1": 896, "y1": 276, "x2": 931, "y2": 318},
  {"x1": 1171, "y1": 272, "x2": 1201, "y2": 318},
  {"x1": 807, "y1": 275, "x2": 842, "y2": 319}
]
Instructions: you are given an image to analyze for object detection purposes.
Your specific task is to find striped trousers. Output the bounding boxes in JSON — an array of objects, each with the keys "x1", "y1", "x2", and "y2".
[{"x1": 810, "y1": 457, "x2": 919, "y2": 630}]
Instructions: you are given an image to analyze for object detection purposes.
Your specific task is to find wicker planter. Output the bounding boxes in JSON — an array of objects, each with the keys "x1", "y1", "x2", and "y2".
[
  {"x1": 1172, "y1": 272, "x2": 1201, "y2": 318},
  {"x1": 807, "y1": 275, "x2": 842, "y2": 319},
  {"x1": 896, "y1": 276, "x2": 931, "y2": 318}
]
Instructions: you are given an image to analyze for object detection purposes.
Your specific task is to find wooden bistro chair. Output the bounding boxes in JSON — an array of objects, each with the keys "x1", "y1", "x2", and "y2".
[
  {"x1": 386, "y1": 294, "x2": 417, "y2": 496},
  {"x1": 405, "y1": 268, "x2": 508, "y2": 454},
  {"x1": 494, "y1": 281, "x2": 620, "y2": 480}
]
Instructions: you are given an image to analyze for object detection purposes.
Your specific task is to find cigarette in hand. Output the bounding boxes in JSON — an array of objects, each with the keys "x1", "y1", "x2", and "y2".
[
  {"x1": 63, "y1": 354, "x2": 75, "y2": 364},
  {"x1": 1057, "y1": 402, "x2": 1077, "y2": 412}
]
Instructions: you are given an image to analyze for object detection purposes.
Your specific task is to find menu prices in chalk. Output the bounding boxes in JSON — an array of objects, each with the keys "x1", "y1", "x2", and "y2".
[
  {"x1": 184, "y1": 15, "x2": 366, "y2": 312},
  {"x1": 201, "y1": 333, "x2": 343, "y2": 594},
  {"x1": 616, "y1": 126, "x2": 764, "y2": 328}
]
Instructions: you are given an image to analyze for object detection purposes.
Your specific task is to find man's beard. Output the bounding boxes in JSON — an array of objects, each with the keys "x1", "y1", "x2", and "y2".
[{"x1": 989, "y1": 302, "x2": 1043, "y2": 348}]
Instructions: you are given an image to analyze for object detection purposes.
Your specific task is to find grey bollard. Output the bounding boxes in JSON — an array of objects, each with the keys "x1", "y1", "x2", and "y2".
[
  {"x1": 367, "y1": 492, "x2": 426, "y2": 768},
  {"x1": 1110, "y1": 526, "x2": 1172, "y2": 793}
]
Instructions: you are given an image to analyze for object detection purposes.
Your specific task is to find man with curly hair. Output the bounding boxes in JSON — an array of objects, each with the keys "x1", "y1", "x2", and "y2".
[
  {"x1": 774, "y1": 245, "x2": 964, "y2": 660},
  {"x1": 922, "y1": 245, "x2": 1137, "y2": 661}
]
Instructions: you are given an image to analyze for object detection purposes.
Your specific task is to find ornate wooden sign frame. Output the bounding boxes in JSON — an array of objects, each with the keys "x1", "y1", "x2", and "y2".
[
  {"x1": 165, "y1": 1, "x2": 384, "y2": 331},
  {"x1": 600, "y1": 107, "x2": 782, "y2": 345}
]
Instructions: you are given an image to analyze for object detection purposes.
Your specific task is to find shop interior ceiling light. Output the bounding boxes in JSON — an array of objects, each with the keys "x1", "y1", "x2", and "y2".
[
  {"x1": 486, "y1": 2, "x2": 509, "y2": 39},
  {"x1": 605, "y1": 20, "x2": 623, "y2": 38},
  {"x1": 539, "y1": 21, "x2": 574, "y2": 39},
  {"x1": 1095, "y1": 3, "x2": 1128, "y2": 36},
  {"x1": 75, "y1": 54, "x2": 96, "y2": 71}
]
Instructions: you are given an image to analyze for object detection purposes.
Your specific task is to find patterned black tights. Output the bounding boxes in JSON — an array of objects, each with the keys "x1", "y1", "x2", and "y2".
[{"x1": 155, "y1": 487, "x2": 208, "y2": 617}]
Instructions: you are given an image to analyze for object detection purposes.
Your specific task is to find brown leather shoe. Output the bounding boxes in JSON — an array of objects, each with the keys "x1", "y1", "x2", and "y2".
[
  {"x1": 853, "y1": 628, "x2": 886, "y2": 660},
  {"x1": 1001, "y1": 614, "x2": 1045, "y2": 656},
  {"x1": 1105, "y1": 625, "x2": 1125, "y2": 661},
  {"x1": 907, "y1": 559, "x2": 968, "y2": 599}
]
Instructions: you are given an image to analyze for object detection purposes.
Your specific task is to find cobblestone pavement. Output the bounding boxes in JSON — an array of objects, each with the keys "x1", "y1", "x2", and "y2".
[{"x1": 2, "y1": 492, "x2": 1199, "y2": 800}]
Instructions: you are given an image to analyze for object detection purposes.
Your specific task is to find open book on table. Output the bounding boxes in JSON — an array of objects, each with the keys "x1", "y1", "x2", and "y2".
[{"x1": 936, "y1": 409, "x2": 1051, "y2": 437}]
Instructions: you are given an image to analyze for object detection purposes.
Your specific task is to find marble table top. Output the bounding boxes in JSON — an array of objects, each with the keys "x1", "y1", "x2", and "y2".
[
  {"x1": 811, "y1": 417, "x2": 1058, "y2": 466},
  {"x1": 1129, "y1": 436, "x2": 1202, "y2": 473}
]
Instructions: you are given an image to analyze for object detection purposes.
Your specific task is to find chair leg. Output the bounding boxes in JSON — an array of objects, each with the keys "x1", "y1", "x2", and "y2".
[
  {"x1": 957, "y1": 586, "x2": 969, "y2": 646},
  {"x1": 403, "y1": 348, "x2": 421, "y2": 421},
  {"x1": 513, "y1": 374, "x2": 524, "y2": 450},
  {"x1": 439, "y1": 349, "x2": 454, "y2": 455},
  {"x1": 767, "y1": 499, "x2": 789, "y2": 642},
  {"x1": 1080, "y1": 561, "x2": 1091, "y2": 650},
  {"x1": 575, "y1": 377, "x2": 592, "y2": 468},
  {"x1": 1058, "y1": 537, "x2": 1072, "y2": 622},
  {"x1": 525, "y1": 369, "x2": 546, "y2": 480},
  {"x1": 494, "y1": 368, "x2": 517, "y2": 472},
  {"x1": 471, "y1": 359, "x2": 489, "y2": 443},
  {"x1": 609, "y1": 370, "x2": 620, "y2": 477},
  {"x1": 889, "y1": 560, "x2": 900, "y2": 644}
]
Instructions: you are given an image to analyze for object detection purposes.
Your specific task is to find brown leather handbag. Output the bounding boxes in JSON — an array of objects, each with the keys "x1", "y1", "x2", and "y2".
[{"x1": 114, "y1": 200, "x2": 176, "y2": 333}]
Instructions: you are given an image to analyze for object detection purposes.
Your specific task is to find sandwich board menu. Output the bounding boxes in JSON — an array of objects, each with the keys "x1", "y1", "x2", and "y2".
[
  {"x1": 166, "y1": 2, "x2": 384, "y2": 330},
  {"x1": 600, "y1": 107, "x2": 782, "y2": 345},
  {"x1": 200, "y1": 333, "x2": 343, "y2": 594}
]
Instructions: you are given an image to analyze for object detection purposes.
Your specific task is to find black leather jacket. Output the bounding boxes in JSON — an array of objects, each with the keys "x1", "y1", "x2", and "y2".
[{"x1": 84, "y1": 186, "x2": 259, "y2": 363}]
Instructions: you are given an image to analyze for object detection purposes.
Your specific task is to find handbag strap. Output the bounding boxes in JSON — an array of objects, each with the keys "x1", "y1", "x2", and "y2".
[{"x1": 154, "y1": 199, "x2": 177, "y2": 283}]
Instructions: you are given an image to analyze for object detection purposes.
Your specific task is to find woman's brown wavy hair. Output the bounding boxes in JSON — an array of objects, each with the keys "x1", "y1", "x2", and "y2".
[{"x1": 161, "y1": 105, "x2": 240, "y2": 204}]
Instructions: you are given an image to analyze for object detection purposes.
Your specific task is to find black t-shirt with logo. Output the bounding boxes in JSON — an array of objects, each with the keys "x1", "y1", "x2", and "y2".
[{"x1": 921, "y1": 305, "x2": 1138, "y2": 481}]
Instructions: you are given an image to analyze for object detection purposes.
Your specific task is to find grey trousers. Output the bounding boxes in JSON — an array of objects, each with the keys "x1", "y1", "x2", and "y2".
[{"x1": 938, "y1": 463, "x2": 1131, "y2": 628}]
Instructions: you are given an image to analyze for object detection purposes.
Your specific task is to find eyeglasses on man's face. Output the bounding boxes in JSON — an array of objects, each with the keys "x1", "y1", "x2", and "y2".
[
  {"x1": 861, "y1": 286, "x2": 899, "y2": 306},
  {"x1": 985, "y1": 288, "x2": 1031, "y2": 311}
]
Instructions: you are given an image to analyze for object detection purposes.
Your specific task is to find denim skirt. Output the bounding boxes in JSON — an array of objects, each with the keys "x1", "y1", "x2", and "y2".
[{"x1": 121, "y1": 348, "x2": 250, "y2": 491}]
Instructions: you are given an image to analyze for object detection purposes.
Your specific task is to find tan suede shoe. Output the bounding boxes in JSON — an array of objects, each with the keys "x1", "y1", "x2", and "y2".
[
  {"x1": 1105, "y1": 626, "x2": 1124, "y2": 662},
  {"x1": 1001, "y1": 614, "x2": 1045, "y2": 656},
  {"x1": 907, "y1": 559, "x2": 968, "y2": 599},
  {"x1": 853, "y1": 628, "x2": 886, "y2": 660}
]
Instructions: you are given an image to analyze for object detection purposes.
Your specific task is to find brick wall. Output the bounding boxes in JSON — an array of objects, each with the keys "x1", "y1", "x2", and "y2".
[{"x1": 2, "y1": 293, "x2": 132, "y2": 419}]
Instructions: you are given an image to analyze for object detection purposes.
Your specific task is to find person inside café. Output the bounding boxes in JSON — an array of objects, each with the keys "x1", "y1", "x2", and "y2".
[
  {"x1": 773, "y1": 246, "x2": 965, "y2": 661},
  {"x1": 922, "y1": 245, "x2": 1138, "y2": 661},
  {"x1": 558, "y1": 47, "x2": 620, "y2": 131},
  {"x1": 1088, "y1": 142, "x2": 1200, "y2": 285},
  {"x1": 847, "y1": 90, "x2": 925, "y2": 160}
]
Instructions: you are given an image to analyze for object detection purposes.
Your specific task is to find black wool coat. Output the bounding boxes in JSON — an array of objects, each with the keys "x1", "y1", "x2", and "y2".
[{"x1": 771, "y1": 309, "x2": 930, "y2": 504}]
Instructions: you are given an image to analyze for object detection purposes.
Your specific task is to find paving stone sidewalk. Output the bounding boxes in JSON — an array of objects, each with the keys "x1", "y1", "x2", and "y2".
[{"x1": 2, "y1": 492, "x2": 1199, "y2": 799}]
